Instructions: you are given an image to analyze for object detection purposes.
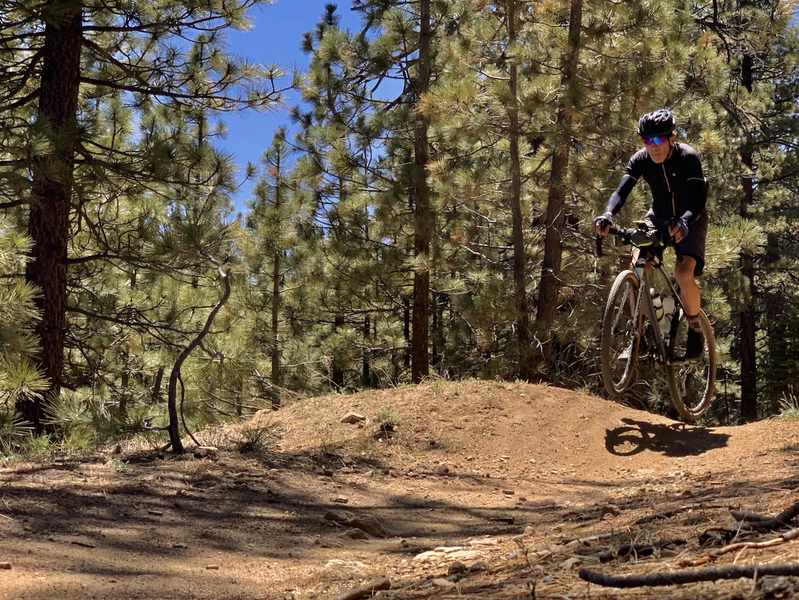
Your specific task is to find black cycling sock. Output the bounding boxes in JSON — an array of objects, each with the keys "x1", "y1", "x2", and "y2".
[{"x1": 685, "y1": 313, "x2": 702, "y2": 332}]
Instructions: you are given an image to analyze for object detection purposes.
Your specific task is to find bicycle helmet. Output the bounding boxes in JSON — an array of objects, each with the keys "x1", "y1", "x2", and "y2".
[{"x1": 637, "y1": 109, "x2": 675, "y2": 138}]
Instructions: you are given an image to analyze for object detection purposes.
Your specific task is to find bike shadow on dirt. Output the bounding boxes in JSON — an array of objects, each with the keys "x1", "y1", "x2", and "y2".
[{"x1": 605, "y1": 417, "x2": 730, "y2": 457}]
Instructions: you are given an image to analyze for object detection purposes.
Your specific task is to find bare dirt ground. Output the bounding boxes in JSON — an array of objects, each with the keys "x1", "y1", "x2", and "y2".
[{"x1": 2, "y1": 380, "x2": 799, "y2": 600}]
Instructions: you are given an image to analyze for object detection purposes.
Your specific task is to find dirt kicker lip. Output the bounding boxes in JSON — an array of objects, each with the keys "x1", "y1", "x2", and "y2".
[{"x1": 0, "y1": 380, "x2": 789, "y2": 600}]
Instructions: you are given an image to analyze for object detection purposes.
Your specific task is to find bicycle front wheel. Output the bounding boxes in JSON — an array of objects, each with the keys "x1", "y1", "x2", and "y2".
[
  {"x1": 600, "y1": 271, "x2": 641, "y2": 396},
  {"x1": 667, "y1": 310, "x2": 716, "y2": 421}
]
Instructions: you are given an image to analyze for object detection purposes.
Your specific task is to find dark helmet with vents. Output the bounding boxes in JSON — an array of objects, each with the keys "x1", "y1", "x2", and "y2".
[{"x1": 638, "y1": 109, "x2": 675, "y2": 138}]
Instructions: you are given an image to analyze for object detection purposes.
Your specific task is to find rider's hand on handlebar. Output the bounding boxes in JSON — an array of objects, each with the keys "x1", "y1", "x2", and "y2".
[
  {"x1": 593, "y1": 212, "x2": 613, "y2": 236},
  {"x1": 669, "y1": 218, "x2": 688, "y2": 244}
]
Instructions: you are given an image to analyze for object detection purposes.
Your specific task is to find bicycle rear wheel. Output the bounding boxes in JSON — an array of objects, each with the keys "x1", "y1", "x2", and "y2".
[
  {"x1": 667, "y1": 310, "x2": 716, "y2": 421},
  {"x1": 600, "y1": 271, "x2": 641, "y2": 396}
]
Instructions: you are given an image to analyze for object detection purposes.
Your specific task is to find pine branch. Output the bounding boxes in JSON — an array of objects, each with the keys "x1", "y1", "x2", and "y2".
[
  {"x1": 0, "y1": 81, "x2": 42, "y2": 111},
  {"x1": 66, "y1": 305, "x2": 191, "y2": 335},
  {"x1": 79, "y1": 76, "x2": 253, "y2": 105},
  {"x1": 0, "y1": 199, "x2": 28, "y2": 209},
  {"x1": 198, "y1": 386, "x2": 262, "y2": 413}
]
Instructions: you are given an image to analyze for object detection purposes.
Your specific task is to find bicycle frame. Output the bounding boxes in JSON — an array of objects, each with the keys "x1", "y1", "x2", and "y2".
[
  {"x1": 632, "y1": 245, "x2": 684, "y2": 364},
  {"x1": 598, "y1": 223, "x2": 717, "y2": 420},
  {"x1": 600, "y1": 224, "x2": 685, "y2": 365}
]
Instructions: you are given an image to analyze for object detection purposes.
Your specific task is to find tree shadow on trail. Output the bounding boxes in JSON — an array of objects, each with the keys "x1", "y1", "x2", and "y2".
[{"x1": 605, "y1": 417, "x2": 730, "y2": 457}]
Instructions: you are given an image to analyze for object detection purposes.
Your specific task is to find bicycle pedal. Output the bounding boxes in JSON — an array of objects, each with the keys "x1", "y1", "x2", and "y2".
[{"x1": 669, "y1": 357, "x2": 701, "y2": 366}]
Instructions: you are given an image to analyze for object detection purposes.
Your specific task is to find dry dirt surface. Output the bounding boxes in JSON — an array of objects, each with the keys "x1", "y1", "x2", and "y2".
[{"x1": 2, "y1": 380, "x2": 799, "y2": 600}]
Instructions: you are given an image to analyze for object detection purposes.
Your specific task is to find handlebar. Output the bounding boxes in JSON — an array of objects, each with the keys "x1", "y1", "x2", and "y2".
[{"x1": 595, "y1": 223, "x2": 675, "y2": 258}]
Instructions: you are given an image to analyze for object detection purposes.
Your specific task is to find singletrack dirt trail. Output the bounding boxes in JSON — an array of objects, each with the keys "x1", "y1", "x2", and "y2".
[{"x1": 1, "y1": 380, "x2": 798, "y2": 600}]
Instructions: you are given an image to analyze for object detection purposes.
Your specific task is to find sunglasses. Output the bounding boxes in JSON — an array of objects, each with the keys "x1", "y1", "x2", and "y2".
[{"x1": 643, "y1": 136, "x2": 668, "y2": 146}]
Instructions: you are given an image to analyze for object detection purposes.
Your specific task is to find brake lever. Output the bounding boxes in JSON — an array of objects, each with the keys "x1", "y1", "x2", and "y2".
[
  {"x1": 668, "y1": 217, "x2": 678, "y2": 246},
  {"x1": 596, "y1": 235, "x2": 603, "y2": 258}
]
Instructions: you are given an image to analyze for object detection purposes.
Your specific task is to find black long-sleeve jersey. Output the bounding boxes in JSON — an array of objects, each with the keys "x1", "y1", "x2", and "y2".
[{"x1": 604, "y1": 143, "x2": 706, "y2": 223}]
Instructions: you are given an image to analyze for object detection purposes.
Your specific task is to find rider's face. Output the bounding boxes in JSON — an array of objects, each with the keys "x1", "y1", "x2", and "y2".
[{"x1": 643, "y1": 135, "x2": 674, "y2": 164}]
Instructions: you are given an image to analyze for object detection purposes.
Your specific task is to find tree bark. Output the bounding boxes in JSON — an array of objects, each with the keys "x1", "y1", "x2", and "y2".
[
  {"x1": 362, "y1": 314, "x2": 371, "y2": 386},
  {"x1": 735, "y1": 49, "x2": 758, "y2": 422},
  {"x1": 167, "y1": 255, "x2": 231, "y2": 453},
  {"x1": 411, "y1": 0, "x2": 431, "y2": 383},
  {"x1": 332, "y1": 313, "x2": 345, "y2": 390},
  {"x1": 271, "y1": 248, "x2": 281, "y2": 386},
  {"x1": 151, "y1": 366, "x2": 165, "y2": 403},
  {"x1": 271, "y1": 162, "x2": 282, "y2": 387},
  {"x1": 403, "y1": 296, "x2": 411, "y2": 371},
  {"x1": 534, "y1": 0, "x2": 583, "y2": 379},
  {"x1": 739, "y1": 145, "x2": 757, "y2": 422},
  {"x1": 20, "y1": 3, "x2": 83, "y2": 430},
  {"x1": 506, "y1": 0, "x2": 533, "y2": 381}
]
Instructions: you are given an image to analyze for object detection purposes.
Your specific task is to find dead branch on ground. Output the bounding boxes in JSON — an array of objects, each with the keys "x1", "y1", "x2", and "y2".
[
  {"x1": 598, "y1": 539, "x2": 686, "y2": 563},
  {"x1": 580, "y1": 563, "x2": 799, "y2": 588},
  {"x1": 729, "y1": 499, "x2": 799, "y2": 532},
  {"x1": 682, "y1": 528, "x2": 799, "y2": 567},
  {"x1": 330, "y1": 577, "x2": 391, "y2": 600}
]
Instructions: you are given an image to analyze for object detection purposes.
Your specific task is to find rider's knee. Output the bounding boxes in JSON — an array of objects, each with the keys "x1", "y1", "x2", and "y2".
[{"x1": 675, "y1": 266, "x2": 697, "y2": 288}]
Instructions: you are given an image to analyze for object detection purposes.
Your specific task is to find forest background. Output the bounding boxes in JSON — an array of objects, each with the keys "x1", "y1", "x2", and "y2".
[{"x1": 1, "y1": 0, "x2": 798, "y2": 452}]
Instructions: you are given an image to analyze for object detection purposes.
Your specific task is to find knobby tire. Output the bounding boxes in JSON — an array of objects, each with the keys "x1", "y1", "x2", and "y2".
[
  {"x1": 667, "y1": 309, "x2": 716, "y2": 421},
  {"x1": 600, "y1": 271, "x2": 640, "y2": 396}
]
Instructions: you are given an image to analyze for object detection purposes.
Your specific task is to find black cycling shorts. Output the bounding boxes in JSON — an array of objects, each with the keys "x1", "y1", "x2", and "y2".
[{"x1": 642, "y1": 209, "x2": 708, "y2": 276}]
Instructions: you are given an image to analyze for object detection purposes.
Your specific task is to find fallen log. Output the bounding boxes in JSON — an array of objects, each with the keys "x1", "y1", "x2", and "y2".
[
  {"x1": 580, "y1": 564, "x2": 799, "y2": 588},
  {"x1": 331, "y1": 577, "x2": 391, "y2": 600},
  {"x1": 731, "y1": 499, "x2": 799, "y2": 532}
]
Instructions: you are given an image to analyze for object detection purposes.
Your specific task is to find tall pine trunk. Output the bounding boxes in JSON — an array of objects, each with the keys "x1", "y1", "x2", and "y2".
[
  {"x1": 271, "y1": 171, "x2": 282, "y2": 387},
  {"x1": 411, "y1": 0, "x2": 431, "y2": 383},
  {"x1": 737, "y1": 52, "x2": 757, "y2": 422},
  {"x1": 506, "y1": 0, "x2": 533, "y2": 381},
  {"x1": 739, "y1": 145, "x2": 758, "y2": 421},
  {"x1": 21, "y1": 3, "x2": 83, "y2": 429},
  {"x1": 534, "y1": 0, "x2": 583, "y2": 379},
  {"x1": 271, "y1": 249, "x2": 281, "y2": 386},
  {"x1": 362, "y1": 314, "x2": 371, "y2": 386}
]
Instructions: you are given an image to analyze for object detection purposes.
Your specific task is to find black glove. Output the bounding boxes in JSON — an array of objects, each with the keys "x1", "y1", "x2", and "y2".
[
  {"x1": 593, "y1": 212, "x2": 613, "y2": 234},
  {"x1": 670, "y1": 218, "x2": 688, "y2": 242}
]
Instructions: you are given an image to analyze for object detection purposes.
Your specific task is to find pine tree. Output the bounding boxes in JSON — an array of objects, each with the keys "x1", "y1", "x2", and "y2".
[
  {"x1": 293, "y1": 4, "x2": 393, "y2": 390},
  {"x1": 411, "y1": 0, "x2": 432, "y2": 383},
  {"x1": 0, "y1": 0, "x2": 288, "y2": 431},
  {"x1": 504, "y1": 0, "x2": 534, "y2": 381},
  {"x1": 534, "y1": 0, "x2": 584, "y2": 378},
  {"x1": 242, "y1": 126, "x2": 317, "y2": 399},
  {"x1": 0, "y1": 227, "x2": 48, "y2": 450},
  {"x1": 290, "y1": 1, "x2": 452, "y2": 388},
  {"x1": 688, "y1": 0, "x2": 799, "y2": 420}
]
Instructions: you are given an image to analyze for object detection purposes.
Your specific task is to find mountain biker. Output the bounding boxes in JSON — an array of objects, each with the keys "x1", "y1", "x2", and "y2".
[{"x1": 594, "y1": 109, "x2": 708, "y2": 361}]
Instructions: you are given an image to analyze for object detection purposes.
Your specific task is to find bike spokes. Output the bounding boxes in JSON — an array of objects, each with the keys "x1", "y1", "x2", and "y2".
[
  {"x1": 600, "y1": 272, "x2": 641, "y2": 396},
  {"x1": 667, "y1": 311, "x2": 716, "y2": 421}
]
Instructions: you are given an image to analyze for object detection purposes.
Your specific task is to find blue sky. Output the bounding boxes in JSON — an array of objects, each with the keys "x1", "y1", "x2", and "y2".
[{"x1": 219, "y1": 1, "x2": 361, "y2": 214}]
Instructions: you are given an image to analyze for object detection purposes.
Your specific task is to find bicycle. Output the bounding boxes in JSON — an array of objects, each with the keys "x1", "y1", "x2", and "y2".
[{"x1": 596, "y1": 223, "x2": 716, "y2": 421}]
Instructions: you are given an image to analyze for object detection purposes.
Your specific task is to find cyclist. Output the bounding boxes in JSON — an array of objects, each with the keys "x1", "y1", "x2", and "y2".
[{"x1": 594, "y1": 109, "x2": 708, "y2": 361}]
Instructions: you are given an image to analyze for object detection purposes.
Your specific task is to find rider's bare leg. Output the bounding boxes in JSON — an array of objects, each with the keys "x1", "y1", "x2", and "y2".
[
  {"x1": 675, "y1": 256, "x2": 700, "y2": 317},
  {"x1": 632, "y1": 249, "x2": 701, "y2": 316},
  {"x1": 630, "y1": 249, "x2": 655, "y2": 282}
]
